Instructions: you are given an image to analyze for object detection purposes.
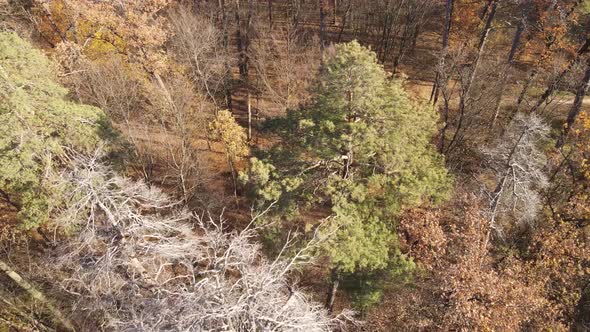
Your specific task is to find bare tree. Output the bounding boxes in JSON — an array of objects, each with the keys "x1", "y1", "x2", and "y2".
[
  {"x1": 482, "y1": 113, "x2": 549, "y2": 234},
  {"x1": 149, "y1": 74, "x2": 209, "y2": 204},
  {"x1": 169, "y1": 7, "x2": 231, "y2": 109},
  {"x1": 45, "y1": 151, "x2": 358, "y2": 331},
  {"x1": 250, "y1": 19, "x2": 320, "y2": 113},
  {"x1": 445, "y1": 0, "x2": 498, "y2": 154},
  {"x1": 61, "y1": 53, "x2": 157, "y2": 183}
]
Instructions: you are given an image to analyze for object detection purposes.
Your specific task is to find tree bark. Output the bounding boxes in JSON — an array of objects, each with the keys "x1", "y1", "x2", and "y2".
[
  {"x1": 446, "y1": 0, "x2": 497, "y2": 153},
  {"x1": 430, "y1": 0, "x2": 453, "y2": 104},
  {"x1": 325, "y1": 268, "x2": 340, "y2": 313},
  {"x1": 220, "y1": 0, "x2": 233, "y2": 110},
  {"x1": 247, "y1": 90, "x2": 252, "y2": 141},
  {"x1": 531, "y1": 37, "x2": 590, "y2": 113},
  {"x1": 319, "y1": 0, "x2": 327, "y2": 63},
  {"x1": 491, "y1": 5, "x2": 527, "y2": 126},
  {"x1": 268, "y1": 0, "x2": 273, "y2": 29},
  {"x1": 0, "y1": 259, "x2": 76, "y2": 331},
  {"x1": 574, "y1": 281, "x2": 590, "y2": 331},
  {"x1": 556, "y1": 59, "x2": 590, "y2": 148},
  {"x1": 235, "y1": 0, "x2": 247, "y2": 80},
  {"x1": 336, "y1": 0, "x2": 351, "y2": 43}
]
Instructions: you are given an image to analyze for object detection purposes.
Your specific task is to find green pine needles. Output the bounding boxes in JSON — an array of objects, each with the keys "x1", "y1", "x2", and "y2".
[
  {"x1": 242, "y1": 41, "x2": 451, "y2": 274},
  {"x1": 0, "y1": 32, "x2": 110, "y2": 230}
]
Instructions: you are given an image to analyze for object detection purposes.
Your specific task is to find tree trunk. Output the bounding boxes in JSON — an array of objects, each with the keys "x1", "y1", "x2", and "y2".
[
  {"x1": 446, "y1": 0, "x2": 497, "y2": 153},
  {"x1": 220, "y1": 0, "x2": 232, "y2": 110},
  {"x1": 438, "y1": 91, "x2": 451, "y2": 152},
  {"x1": 557, "y1": 60, "x2": 590, "y2": 148},
  {"x1": 491, "y1": 7, "x2": 526, "y2": 126},
  {"x1": 247, "y1": 90, "x2": 252, "y2": 141},
  {"x1": 319, "y1": 0, "x2": 327, "y2": 63},
  {"x1": 235, "y1": 0, "x2": 247, "y2": 80},
  {"x1": 0, "y1": 259, "x2": 76, "y2": 332},
  {"x1": 531, "y1": 37, "x2": 590, "y2": 113},
  {"x1": 325, "y1": 268, "x2": 340, "y2": 313},
  {"x1": 336, "y1": 0, "x2": 351, "y2": 43},
  {"x1": 574, "y1": 282, "x2": 590, "y2": 331},
  {"x1": 430, "y1": 0, "x2": 453, "y2": 104},
  {"x1": 333, "y1": 0, "x2": 337, "y2": 25},
  {"x1": 268, "y1": 0, "x2": 273, "y2": 29}
]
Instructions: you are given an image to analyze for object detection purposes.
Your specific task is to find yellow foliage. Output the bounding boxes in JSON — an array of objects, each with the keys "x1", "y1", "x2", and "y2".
[{"x1": 208, "y1": 110, "x2": 249, "y2": 162}]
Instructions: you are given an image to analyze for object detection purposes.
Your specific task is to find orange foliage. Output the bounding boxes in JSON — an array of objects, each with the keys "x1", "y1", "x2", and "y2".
[
  {"x1": 367, "y1": 194, "x2": 562, "y2": 330},
  {"x1": 31, "y1": 0, "x2": 170, "y2": 73}
]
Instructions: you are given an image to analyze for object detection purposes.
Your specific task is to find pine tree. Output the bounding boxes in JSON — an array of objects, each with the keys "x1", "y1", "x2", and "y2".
[
  {"x1": 242, "y1": 41, "x2": 451, "y2": 309},
  {"x1": 0, "y1": 32, "x2": 110, "y2": 230}
]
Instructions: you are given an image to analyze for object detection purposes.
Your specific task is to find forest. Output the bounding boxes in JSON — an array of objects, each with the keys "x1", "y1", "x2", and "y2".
[{"x1": 0, "y1": 0, "x2": 589, "y2": 330}]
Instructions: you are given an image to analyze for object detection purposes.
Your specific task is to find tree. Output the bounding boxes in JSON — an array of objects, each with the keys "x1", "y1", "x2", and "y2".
[
  {"x1": 242, "y1": 41, "x2": 450, "y2": 311},
  {"x1": 209, "y1": 110, "x2": 249, "y2": 197},
  {"x1": 150, "y1": 74, "x2": 210, "y2": 204},
  {"x1": 482, "y1": 113, "x2": 549, "y2": 235},
  {"x1": 168, "y1": 7, "x2": 230, "y2": 109},
  {"x1": 0, "y1": 32, "x2": 109, "y2": 230},
  {"x1": 44, "y1": 151, "x2": 356, "y2": 331},
  {"x1": 365, "y1": 195, "x2": 560, "y2": 330},
  {"x1": 557, "y1": 56, "x2": 590, "y2": 148}
]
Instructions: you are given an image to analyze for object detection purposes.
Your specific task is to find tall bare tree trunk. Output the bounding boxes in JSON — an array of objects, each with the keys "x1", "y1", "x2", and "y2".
[
  {"x1": 0, "y1": 259, "x2": 76, "y2": 332},
  {"x1": 446, "y1": 0, "x2": 497, "y2": 153},
  {"x1": 531, "y1": 37, "x2": 590, "y2": 113},
  {"x1": 430, "y1": 0, "x2": 453, "y2": 104},
  {"x1": 247, "y1": 90, "x2": 252, "y2": 141},
  {"x1": 220, "y1": 0, "x2": 232, "y2": 110},
  {"x1": 236, "y1": 0, "x2": 246, "y2": 80},
  {"x1": 319, "y1": 0, "x2": 327, "y2": 63},
  {"x1": 336, "y1": 0, "x2": 351, "y2": 43},
  {"x1": 268, "y1": 0, "x2": 273, "y2": 29},
  {"x1": 325, "y1": 268, "x2": 340, "y2": 313},
  {"x1": 557, "y1": 60, "x2": 590, "y2": 148},
  {"x1": 491, "y1": 6, "x2": 527, "y2": 126}
]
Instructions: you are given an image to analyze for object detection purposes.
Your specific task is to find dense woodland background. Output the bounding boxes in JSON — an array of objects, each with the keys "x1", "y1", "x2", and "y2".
[{"x1": 1, "y1": 0, "x2": 590, "y2": 330}]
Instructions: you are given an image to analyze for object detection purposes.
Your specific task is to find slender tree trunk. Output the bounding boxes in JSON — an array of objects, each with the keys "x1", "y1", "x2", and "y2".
[
  {"x1": 247, "y1": 90, "x2": 252, "y2": 141},
  {"x1": 228, "y1": 157, "x2": 239, "y2": 200},
  {"x1": 0, "y1": 260, "x2": 76, "y2": 332},
  {"x1": 319, "y1": 0, "x2": 327, "y2": 63},
  {"x1": 333, "y1": 0, "x2": 337, "y2": 25},
  {"x1": 557, "y1": 60, "x2": 590, "y2": 148},
  {"x1": 430, "y1": 0, "x2": 453, "y2": 104},
  {"x1": 325, "y1": 268, "x2": 340, "y2": 313},
  {"x1": 479, "y1": 0, "x2": 494, "y2": 20},
  {"x1": 438, "y1": 92, "x2": 451, "y2": 152},
  {"x1": 268, "y1": 0, "x2": 273, "y2": 29},
  {"x1": 574, "y1": 282, "x2": 590, "y2": 331},
  {"x1": 446, "y1": 0, "x2": 497, "y2": 153},
  {"x1": 531, "y1": 37, "x2": 590, "y2": 113},
  {"x1": 336, "y1": 0, "x2": 351, "y2": 43},
  {"x1": 491, "y1": 8, "x2": 526, "y2": 126},
  {"x1": 516, "y1": 70, "x2": 536, "y2": 111},
  {"x1": 220, "y1": 0, "x2": 232, "y2": 110},
  {"x1": 236, "y1": 0, "x2": 246, "y2": 79}
]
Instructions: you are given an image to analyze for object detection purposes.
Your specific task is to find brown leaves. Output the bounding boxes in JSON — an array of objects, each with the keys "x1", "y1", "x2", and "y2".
[{"x1": 368, "y1": 194, "x2": 563, "y2": 330}]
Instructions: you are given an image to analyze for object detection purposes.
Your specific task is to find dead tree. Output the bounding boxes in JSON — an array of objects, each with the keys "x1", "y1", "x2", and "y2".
[
  {"x1": 483, "y1": 113, "x2": 549, "y2": 233},
  {"x1": 319, "y1": 0, "x2": 327, "y2": 62},
  {"x1": 0, "y1": 260, "x2": 75, "y2": 332},
  {"x1": 46, "y1": 151, "x2": 359, "y2": 331}
]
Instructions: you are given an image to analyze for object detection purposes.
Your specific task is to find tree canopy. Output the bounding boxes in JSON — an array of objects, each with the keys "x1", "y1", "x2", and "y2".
[
  {"x1": 0, "y1": 32, "x2": 110, "y2": 230},
  {"x1": 242, "y1": 41, "x2": 451, "y2": 273}
]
